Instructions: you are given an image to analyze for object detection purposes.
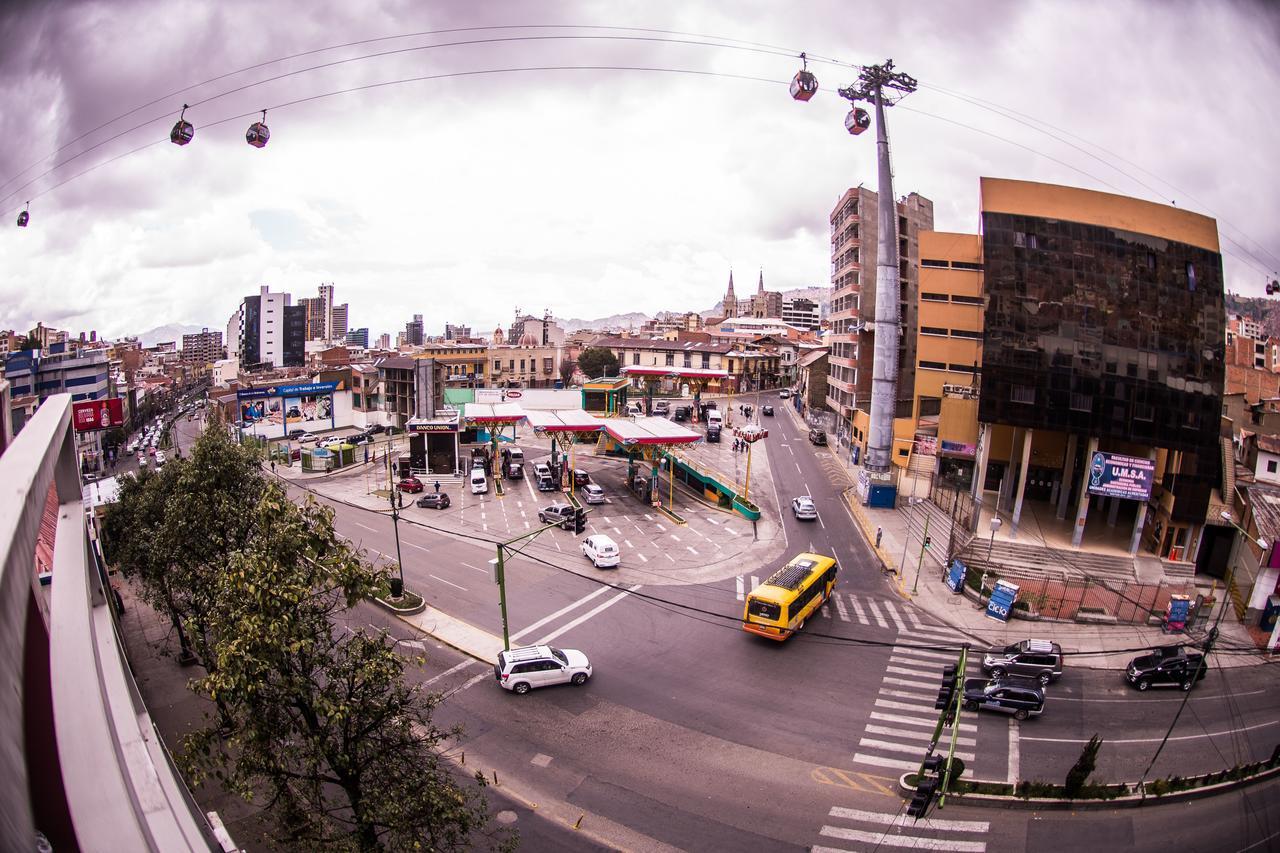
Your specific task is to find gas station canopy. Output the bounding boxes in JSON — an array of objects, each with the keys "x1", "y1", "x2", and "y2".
[
  {"x1": 463, "y1": 402, "x2": 527, "y2": 424},
  {"x1": 523, "y1": 409, "x2": 604, "y2": 432},
  {"x1": 603, "y1": 416, "x2": 702, "y2": 446}
]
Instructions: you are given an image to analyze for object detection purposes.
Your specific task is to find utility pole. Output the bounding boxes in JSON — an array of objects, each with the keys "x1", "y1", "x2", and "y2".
[{"x1": 839, "y1": 61, "x2": 918, "y2": 493}]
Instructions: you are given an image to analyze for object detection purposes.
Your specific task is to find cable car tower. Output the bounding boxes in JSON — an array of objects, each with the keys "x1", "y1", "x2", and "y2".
[{"x1": 837, "y1": 60, "x2": 917, "y2": 491}]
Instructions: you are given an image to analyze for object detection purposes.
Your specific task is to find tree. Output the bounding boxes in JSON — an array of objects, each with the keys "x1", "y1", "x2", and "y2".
[
  {"x1": 558, "y1": 357, "x2": 576, "y2": 387},
  {"x1": 185, "y1": 487, "x2": 507, "y2": 851},
  {"x1": 576, "y1": 346, "x2": 619, "y2": 380},
  {"x1": 1065, "y1": 734, "x2": 1102, "y2": 797}
]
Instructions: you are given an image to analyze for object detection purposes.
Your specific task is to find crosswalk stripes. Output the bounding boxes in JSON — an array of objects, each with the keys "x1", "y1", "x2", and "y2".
[{"x1": 813, "y1": 806, "x2": 990, "y2": 853}]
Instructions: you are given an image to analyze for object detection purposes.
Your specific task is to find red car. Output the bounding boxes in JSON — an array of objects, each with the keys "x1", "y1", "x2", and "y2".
[{"x1": 396, "y1": 476, "x2": 424, "y2": 493}]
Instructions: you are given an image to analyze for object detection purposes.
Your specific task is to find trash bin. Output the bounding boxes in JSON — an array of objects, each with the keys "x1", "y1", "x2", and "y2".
[{"x1": 1261, "y1": 594, "x2": 1280, "y2": 631}]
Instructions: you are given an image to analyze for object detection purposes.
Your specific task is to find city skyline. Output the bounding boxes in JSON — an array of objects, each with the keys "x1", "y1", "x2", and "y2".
[{"x1": 1, "y1": 1, "x2": 1278, "y2": 339}]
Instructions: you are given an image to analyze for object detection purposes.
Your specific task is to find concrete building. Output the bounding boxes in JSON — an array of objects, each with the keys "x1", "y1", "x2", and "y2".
[
  {"x1": 826, "y1": 187, "x2": 934, "y2": 449},
  {"x1": 180, "y1": 328, "x2": 224, "y2": 365},
  {"x1": 405, "y1": 314, "x2": 425, "y2": 347},
  {"x1": 376, "y1": 332, "x2": 392, "y2": 350},
  {"x1": 329, "y1": 302, "x2": 349, "y2": 339},
  {"x1": 796, "y1": 347, "x2": 829, "y2": 415},
  {"x1": 299, "y1": 297, "x2": 328, "y2": 340},
  {"x1": 227, "y1": 286, "x2": 304, "y2": 370},
  {"x1": 783, "y1": 297, "x2": 821, "y2": 331},
  {"x1": 346, "y1": 327, "x2": 370, "y2": 348},
  {"x1": 445, "y1": 323, "x2": 472, "y2": 341}
]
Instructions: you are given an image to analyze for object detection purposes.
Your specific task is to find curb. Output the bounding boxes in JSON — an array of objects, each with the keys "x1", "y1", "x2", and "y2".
[
  {"x1": 896, "y1": 764, "x2": 1280, "y2": 810},
  {"x1": 371, "y1": 593, "x2": 427, "y2": 616}
]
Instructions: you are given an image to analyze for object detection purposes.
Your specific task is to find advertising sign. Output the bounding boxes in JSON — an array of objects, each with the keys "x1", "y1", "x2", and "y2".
[
  {"x1": 985, "y1": 579, "x2": 1019, "y2": 623},
  {"x1": 73, "y1": 398, "x2": 125, "y2": 432},
  {"x1": 946, "y1": 558, "x2": 967, "y2": 594},
  {"x1": 939, "y1": 439, "x2": 977, "y2": 458},
  {"x1": 1086, "y1": 451, "x2": 1154, "y2": 501},
  {"x1": 914, "y1": 435, "x2": 938, "y2": 456}
]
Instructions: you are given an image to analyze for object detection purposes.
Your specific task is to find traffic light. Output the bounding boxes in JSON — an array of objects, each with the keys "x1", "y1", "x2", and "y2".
[
  {"x1": 908, "y1": 753, "x2": 945, "y2": 819},
  {"x1": 923, "y1": 535, "x2": 932, "y2": 550},
  {"x1": 935, "y1": 664, "x2": 957, "y2": 724},
  {"x1": 573, "y1": 507, "x2": 587, "y2": 534}
]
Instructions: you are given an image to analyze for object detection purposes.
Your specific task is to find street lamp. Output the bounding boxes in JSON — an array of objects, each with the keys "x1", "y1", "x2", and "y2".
[
  {"x1": 986, "y1": 516, "x2": 1003, "y2": 571},
  {"x1": 1220, "y1": 510, "x2": 1269, "y2": 551},
  {"x1": 387, "y1": 486, "x2": 406, "y2": 598}
]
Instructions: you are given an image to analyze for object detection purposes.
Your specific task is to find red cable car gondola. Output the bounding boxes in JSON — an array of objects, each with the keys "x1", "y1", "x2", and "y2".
[
  {"x1": 1267, "y1": 278, "x2": 1280, "y2": 296},
  {"x1": 246, "y1": 109, "x2": 270, "y2": 148},
  {"x1": 170, "y1": 104, "x2": 194, "y2": 146},
  {"x1": 16, "y1": 202, "x2": 29, "y2": 227},
  {"x1": 790, "y1": 52, "x2": 818, "y2": 102},
  {"x1": 844, "y1": 107, "x2": 871, "y2": 136}
]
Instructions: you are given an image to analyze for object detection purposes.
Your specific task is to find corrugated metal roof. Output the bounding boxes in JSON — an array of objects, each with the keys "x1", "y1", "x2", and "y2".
[{"x1": 1245, "y1": 482, "x2": 1280, "y2": 543}]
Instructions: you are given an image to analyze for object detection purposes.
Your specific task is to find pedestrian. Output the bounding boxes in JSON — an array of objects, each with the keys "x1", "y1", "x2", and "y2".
[
  {"x1": 434, "y1": 480, "x2": 441, "y2": 494},
  {"x1": 271, "y1": 459, "x2": 277, "y2": 474}
]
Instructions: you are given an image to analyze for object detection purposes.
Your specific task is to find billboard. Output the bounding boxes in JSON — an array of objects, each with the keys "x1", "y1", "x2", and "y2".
[
  {"x1": 1087, "y1": 451, "x2": 1154, "y2": 501},
  {"x1": 236, "y1": 382, "x2": 337, "y2": 434},
  {"x1": 73, "y1": 398, "x2": 125, "y2": 432}
]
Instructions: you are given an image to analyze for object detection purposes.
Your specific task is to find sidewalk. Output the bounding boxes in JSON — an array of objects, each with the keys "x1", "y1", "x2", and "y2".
[{"x1": 780, "y1": 403, "x2": 1271, "y2": 669}]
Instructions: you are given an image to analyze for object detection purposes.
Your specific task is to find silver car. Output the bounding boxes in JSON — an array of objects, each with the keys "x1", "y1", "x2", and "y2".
[
  {"x1": 792, "y1": 496, "x2": 818, "y2": 521},
  {"x1": 582, "y1": 484, "x2": 606, "y2": 504}
]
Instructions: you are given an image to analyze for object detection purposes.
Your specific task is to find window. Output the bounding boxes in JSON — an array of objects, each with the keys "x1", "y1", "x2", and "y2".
[
  {"x1": 1070, "y1": 393, "x2": 1092, "y2": 412},
  {"x1": 665, "y1": 352, "x2": 674, "y2": 366},
  {"x1": 508, "y1": 359, "x2": 514, "y2": 370},
  {"x1": 701, "y1": 353, "x2": 711, "y2": 369},
  {"x1": 951, "y1": 261, "x2": 983, "y2": 271},
  {"x1": 951, "y1": 294, "x2": 984, "y2": 305},
  {"x1": 1186, "y1": 262, "x2": 1197, "y2": 291},
  {"x1": 918, "y1": 360, "x2": 947, "y2": 370},
  {"x1": 921, "y1": 259, "x2": 949, "y2": 269},
  {"x1": 632, "y1": 352, "x2": 640, "y2": 365},
  {"x1": 921, "y1": 292, "x2": 950, "y2": 301},
  {"x1": 683, "y1": 354, "x2": 692, "y2": 368},
  {"x1": 951, "y1": 329, "x2": 982, "y2": 339},
  {"x1": 1267, "y1": 460, "x2": 1277, "y2": 474},
  {"x1": 921, "y1": 326, "x2": 949, "y2": 336},
  {"x1": 918, "y1": 397, "x2": 942, "y2": 417},
  {"x1": 1011, "y1": 386, "x2": 1036, "y2": 404}
]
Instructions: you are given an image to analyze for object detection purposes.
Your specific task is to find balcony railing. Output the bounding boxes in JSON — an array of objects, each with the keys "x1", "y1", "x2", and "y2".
[{"x1": 0, "y1": 395, "x2": 226, "y2": 851}]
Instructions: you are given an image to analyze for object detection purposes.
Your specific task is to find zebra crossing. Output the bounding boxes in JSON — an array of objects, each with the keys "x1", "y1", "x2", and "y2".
[
  {"x1": 852, "y1": 621, "x2": 986, "y2": 774},
  {"x1": 812, "y1": 805, "x2": 991, "y2": 852},
  {"x1": 733, "y1": 576, "x2": 932, "y2": 632}
]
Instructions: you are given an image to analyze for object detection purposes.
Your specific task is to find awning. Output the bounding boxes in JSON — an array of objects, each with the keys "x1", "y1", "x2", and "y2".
[
  {"x1": 620, "y1": 366, "x2": 729, "y2": 379},
  {"x1": 463, "y1": 402, "x2": 527, "y2": 424},
  {"x1": 523, "y1": 409, "x2": 604, "y2": 432},
  {"x1": 603, "y1": 416, "x2": 702, "y2": 446}
]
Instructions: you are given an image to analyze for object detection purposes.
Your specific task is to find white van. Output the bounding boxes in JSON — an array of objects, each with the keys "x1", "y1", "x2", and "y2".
[
  {"x1": 470, "y1": 469, "x2": 488, "y2": 495},
  {"x1": 581, "y1": 534, "x2": 620, "y2": 568},
  {"x1": 706, "y1": 410, "x2": 723, "y2": 429},
  {"x1": 626, "y1": 401, "x2": 643, "y2": 417}
]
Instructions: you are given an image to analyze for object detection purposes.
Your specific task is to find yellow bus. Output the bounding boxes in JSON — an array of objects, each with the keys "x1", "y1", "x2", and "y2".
[{"x1": 742, "y1": 553, "x2": 839, "y2": 641}]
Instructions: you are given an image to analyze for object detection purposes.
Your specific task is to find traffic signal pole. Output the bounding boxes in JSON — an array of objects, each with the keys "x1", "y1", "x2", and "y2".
[
  {"x1": 909, "y1": 644, "x2": 968, "y2": 818},
  {"x1": 492, "y1": 512, "x2": 590, "y2": 650}
]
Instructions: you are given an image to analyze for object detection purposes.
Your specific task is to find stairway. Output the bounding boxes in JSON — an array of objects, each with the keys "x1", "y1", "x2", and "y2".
[
  {"x1": 901, "y1": 497, "x2": 973, "y2": 570},
  {"x1": 958, "y1": 536, "x2": 1139, "y2": 586}
]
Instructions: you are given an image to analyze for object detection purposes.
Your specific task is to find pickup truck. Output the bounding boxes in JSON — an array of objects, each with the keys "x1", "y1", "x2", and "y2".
[{"x1": 1124, "y1": 646, "x2": 1207, "y2": 691}]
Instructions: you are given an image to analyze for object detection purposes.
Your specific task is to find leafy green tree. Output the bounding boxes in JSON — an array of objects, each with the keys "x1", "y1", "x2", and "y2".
[
  {"x1": 558, "y1": 357, "x2": 576, "y2": 387},
  {"x1": 186, "y1": 487, "x2": 506, "y2": 851},
  {"x1": 576, "y1": 346, "x2": 619, "y2": 379}
]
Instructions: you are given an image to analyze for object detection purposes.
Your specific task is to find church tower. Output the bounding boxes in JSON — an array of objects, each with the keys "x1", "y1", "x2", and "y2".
[{"x1": 723, "y1": 270, "x2": 738, "y2": 318}]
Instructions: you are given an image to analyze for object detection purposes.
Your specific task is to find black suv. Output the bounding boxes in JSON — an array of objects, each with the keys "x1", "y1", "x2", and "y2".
[
  {"x1": 808, "y1": 429, "x2": 827, "y2": 446},
  {"x1": 962, "y1": 676, "x2": 1044, "y2": 720},
  {"x1": 981, "y1": 639, "x2": 1064, "y2": 685},
  {"x1": 706, "y1": 425, "x2": 721, "y2": 443}
]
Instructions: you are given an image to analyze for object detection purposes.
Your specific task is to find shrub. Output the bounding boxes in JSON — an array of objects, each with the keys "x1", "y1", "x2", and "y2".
[{"x1": 1015, "y1": 780, "x2": 1056, "y2": 799}]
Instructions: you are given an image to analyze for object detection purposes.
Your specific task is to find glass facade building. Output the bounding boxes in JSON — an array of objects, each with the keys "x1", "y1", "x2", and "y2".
[{"x1": 979, "y1": 212, "x2": 1225, "y2": 456}]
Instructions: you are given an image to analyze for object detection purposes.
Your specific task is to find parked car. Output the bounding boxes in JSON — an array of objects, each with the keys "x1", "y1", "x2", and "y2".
[
  {"x1": 582, "y1": 484, "x2": 606, "y2": 505},
  {"x1": 778, "y1": 389, "x2": 792, "y2": 399},
  {"x1": 626, "y1": 401, "x2": 643, "y2": 417},
  {"x1": 982, "y1": 639, "x2": 1064, "y2": 685},
  {"x1": 962, "y1": 676, "x2": 1044, "y2": 720},
  {"x1": 494, "y1": 645, "x2": 592, "y2": 694},
  {"x1": 319, "y1": 436, "x2": 344, "y2": 448},
  {"x1": 572, "y1": 469, "x2": 591, "y2": 488},
  {"x1": 469, "y1": 469, "x2": 488, "y2": 495},
  {"x1": 534, "y1": 463, "x2": 556, "y2": 491},
  {"x1": 138, "y1": 455, "x2": 149, "y2": 468},
  {"x1": 505, "y1": 461, "x2": 524, "y2": 480},
  {"x1": 367, "y1": 424, "x2": 386, "y2": 434},
  {"x1": 397, "y1": 476, "x2": 424, "y2": 493},
  {"x1": 652, "y1": 400, "x2": 670, "y2": 416},
  {"x1": 706, "y1": 425, "x2": 721, "y2": 443},
  {"x1": 792, "y1": 496, "x2": 818, "y2": 521},
  {"x1": 539, "y1": 503, "x2": 576, "y2": 528},
  {"x1": 1125, "y1": 646, "x2": 1207, "y2": 691},
  {"x1": 298, "y1": 433, "x2": 318, "y2": 444},
  {"x1": 581, "y1": 534, "x2": 620, "y2": 568},
  {"x1": 673, "y1": 407, "x2": 690, "y2": 422},
  {"x1": 762, "y1": 405, "x2": 774, "y2": 416},
  {"x1": 415, "y1": 493, "x2": 451, "y2": 510},
  {"x1": 808, "y1": 429, "x2": 828, "y2": 446},
  {"x1": 288, "y1": 428, "x2": 305, "y2": 440}
]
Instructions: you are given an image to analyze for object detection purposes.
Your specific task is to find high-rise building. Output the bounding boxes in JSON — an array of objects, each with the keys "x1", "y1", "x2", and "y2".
[
  {"x1": 445, "y1": 323, "x2": 472, "y2": 341},
  {"x1": 405, "y1": 314, "x2": 425, "y2": 347},
  {"x1": 330, "y1": 303, "x2": 349, "y2": 339},
  {"x1": 825, "y1": 187, "x2": 934, "y2": 443},
  {"x1": 181, "y1": 328, "x2": 225, "y2": 364},
  {"x1": 229, "y1": 285, "x2": 302, "y2": 369},
  {"x1": 376, "y1": 332, "x2": 392, "y2": 350},
  {"x1": 300, "y1": 297, "x2": 328, "y2": 340},
  {"x1": 782, "y1": 297, "x2": 821, "y2": 331},
  {"x1": 346, "y1": 327, "x2": 370, "y2": 348}
]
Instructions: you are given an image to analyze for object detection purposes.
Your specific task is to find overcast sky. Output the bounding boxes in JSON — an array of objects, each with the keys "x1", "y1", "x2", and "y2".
[{"x1": 1, "y1": 0, "x2": 1277, "y2": 342}]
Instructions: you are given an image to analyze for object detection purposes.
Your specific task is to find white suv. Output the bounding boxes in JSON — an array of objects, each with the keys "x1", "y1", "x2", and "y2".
[
  {"x1": 494, "y1": 645, "x2": 592, "y2": 694},
  {"x1": 581, "y1": 534, "x2": 620, "y2": 568}
]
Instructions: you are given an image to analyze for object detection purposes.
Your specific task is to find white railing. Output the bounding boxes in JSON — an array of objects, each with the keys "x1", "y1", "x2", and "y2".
[{"x1": 0, "y1": 394, "x2": 226, "y2": 852}]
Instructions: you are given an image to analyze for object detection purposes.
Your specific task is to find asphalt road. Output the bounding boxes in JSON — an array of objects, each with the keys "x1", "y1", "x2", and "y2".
[{"x1": 168, "y1": 399, "x2": 1280, "y2": 852}]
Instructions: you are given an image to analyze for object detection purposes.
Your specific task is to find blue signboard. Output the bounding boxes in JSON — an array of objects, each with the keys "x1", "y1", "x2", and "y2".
[
  {"x1": 986, "y1": 579, "x2": 1019, "y2": 623},
  {"x1": 946, "y1": 558, "x2": 967, "y2": 594},
  {"x1": 235, "y1": 381, "x2": 338, "y2": 400},
  {"x1": 1087, "y1": 451, "x2": 1154, "y2": 501},
  {"x1": 1167, "y1": 596, "x2": 1191, "y2": 623}
]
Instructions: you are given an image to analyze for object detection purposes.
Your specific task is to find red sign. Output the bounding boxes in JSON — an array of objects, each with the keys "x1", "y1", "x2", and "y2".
[
  {"x1": 505, "y1": 390, "x2": 523, "y2": 399},
  {"x1": 73, "y1": 398, "x2": 125, "y2": 432}
]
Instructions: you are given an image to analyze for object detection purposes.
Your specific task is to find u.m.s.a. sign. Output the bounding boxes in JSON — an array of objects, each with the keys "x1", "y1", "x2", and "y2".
[{"x1": 1087, "y1": 451, "x2": 1154, "y2": 501}]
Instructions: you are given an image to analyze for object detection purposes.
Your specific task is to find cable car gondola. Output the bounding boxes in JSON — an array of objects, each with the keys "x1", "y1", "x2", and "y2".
[
  {"x1": 844, "y1": 107, "x2": 871, "y2": 136},
  {"x1": 246, "y1": 110, "x2": 270, "y2": 148},
  {"x1": 170, "y1": 104, "x2": 194, "y2": 146},
  {"x1": 16, "y1": 202, "x2": 29, "y2": 228},
  {"x1": 789, "y1": 52, "x2": 818, "y2": 102},
  {"x1": 1267, "y1": 278, "x2": 1280, "y2": 296}
]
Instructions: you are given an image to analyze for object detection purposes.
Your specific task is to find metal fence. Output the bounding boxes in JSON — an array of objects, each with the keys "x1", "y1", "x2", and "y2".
[{"x1": 930, "y1": 480, "x2": 978, "y2": 534}]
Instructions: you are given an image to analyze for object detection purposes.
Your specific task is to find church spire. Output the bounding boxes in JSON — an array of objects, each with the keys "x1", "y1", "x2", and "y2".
[
  {"x1": 726, "y1": 269, "x2": 736, "y2": 297},
  {"x1": 757, "y1": 269, "x2": 765, "y2": 295}
]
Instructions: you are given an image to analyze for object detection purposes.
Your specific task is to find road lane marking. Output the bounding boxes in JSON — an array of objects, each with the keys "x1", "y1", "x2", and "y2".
[
  {"x1": 686, "y1": 546, "x2": 699, "y2": 555},
  {"x1": 735, "y1": 576, "x2": 745, "y2": 601},
  {"x1": 828, "y1": 806, "x2": 989, "y2": 832},
  {"x1": 424, "y1": 659, "x2": 476, "y2": 687},
  {"x1": 460, "y1": 562, "x2": 486, "y2": 574},
  {"x1": 534, "y1": 585, "x2": 642, "y2": 646},
  {"x1": 848, "y1": 597, "x2": 867, "y2": 623},
  {"x1": 866, "y1": 599, "x2": 889, "y2": 628},
  {"x1": 638, "y1": 553, "x2": 648, "y2": 563},
  {"x1": 356, "y1": 522, "x2": 377, "y2": 532},
  {"x1": 670, "y1": 533, "x2": 681, "y2": 542},
  {"x1": 869, "y1": 711, "x2": 980, "y2": 732},
  {"x1": 848, "y1": 754, "x2": 922, "y2": 772},
  {"x1": 624, "y1": 539, "x2": 633, "y2": 548},
  {"x1": 819, "y1": 825, "x2": 986, "y2": 851},
  {"x1": 859, "y1": 737, "x2": 975, "y2": 761},
  {"x1": 891, "y1": 647, "x2": 958, "y2": 662},
  {"x1": 1021, "y1": 718, "x2": 1279, "y2": 744},
  {"x1": 834, "y1": 596, "x2": 850, "y2": 622},
  {"x1": 430, "y1": 574, "x2": 467, "y2": 591},
  {"x1": 864, "y1": 725, "x2": 976, "y2": 747},
  {"x1": 751, "y1": 576, "x2": 761, "y2": 590},
  {"x1": 1008, "y1": 717, "x2": 1020, "y2": 783},
  {"x1": 511, "y1": 585, "x2": 612, "y2": 641}
]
